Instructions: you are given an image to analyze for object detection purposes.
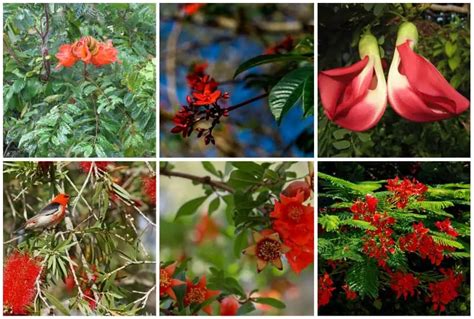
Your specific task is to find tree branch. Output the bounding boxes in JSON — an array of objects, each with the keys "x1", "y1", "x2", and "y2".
[
  {"x1": 160, "y1": 168, "x2": 234, "y2": 193},
  {"x1": 429, "y1": 4, "x2": 469, "y2": 14}
]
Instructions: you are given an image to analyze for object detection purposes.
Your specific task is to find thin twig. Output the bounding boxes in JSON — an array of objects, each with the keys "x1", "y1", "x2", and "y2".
[{"x1": 160, "y1": 168, "x2": 234, "y2": 193}]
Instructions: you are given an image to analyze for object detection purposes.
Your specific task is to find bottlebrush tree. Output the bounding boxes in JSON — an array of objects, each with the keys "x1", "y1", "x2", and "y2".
[
  {"x1": 160, "y1": 161, "x2": 314, "y2": 315},
  {"x1": 318, "y1": 172, "x2": 470, "y2": 315},
  {"x1": 3, "y1": 161, "x2": 156, "y2": 315},
  {"x1": 160, "y1": 3, "x2": 314, "y2": 157},
  {"x1": 3, "y1": 4, "x2": 156, "y2": 157}
]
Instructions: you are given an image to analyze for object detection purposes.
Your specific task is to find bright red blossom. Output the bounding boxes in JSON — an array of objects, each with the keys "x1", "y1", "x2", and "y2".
[
  {"x1": 3, "y1": 252, "x2": 42, "y2": 315},
  {"x1": 220, "y1": 296, "x2": 240, "y2": 315},
  {"x1": 318, "y1": 272, "x2": 335, "y2": 308},
  {"x1": 428, "y1": 268, "x2": 463, "y2": 312},
  {"x1": 142, "y1": 176, "x2": 156, "y2": 204},
  {"x1": 182, "y1": 3, "x2": 205, "y2": 16},
  {"x1": 435, "y1": 218, "x2": 459, "y2": 237},
  {"x1": 389, "y1": 271, "x2": 419, "y2": 300},
  {"x1": 160, "y1": 262, "x2": 185, "y2": 301},
  {"x1": 342, "y1": 284, "x2": 357, "y2": 301},
  {"x1": 79, "y1": 161, "x2": 111, "y2": 173},
  {"x1": 184, "y1": 275, "x2": 220, "y2": 315},
  {"x1": 282, "y1": 181, "x2": 311, "y2": 201},
  {"x1": 386, "y1": 177, "x2": 428, "y2": 208}
]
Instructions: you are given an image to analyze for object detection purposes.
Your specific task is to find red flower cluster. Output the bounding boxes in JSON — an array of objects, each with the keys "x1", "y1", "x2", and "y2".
[
  {"x1": 342, "y1": 284, "x2": 358, "y2": 301},
  {"x1": 386, "y1": 177, "x2": 428, "y2": 208},
  {"x1": 435, "y1": 218, "x2": 459, "y2": 237},
  {"x1": 142, "y1": 176, "x2": 156, "y2": 204},
  {"x1": 318, "y1": 272, "x2": 335, "y2": 308},
  {"x1": 428, "y1": 268, "x2": 463, "y2": 312},
  {"x1": 171, "y1": 62, "x2": 230, "y2": 145},
  {"x1": 79, "y1": 161, "x2": 111, "y2": 173},
  {"x1": 270, "y1": 187, "x2": 314, "y2": 274},
  {"x1": 399, "y1": 222, "x2": 445, "y2": 265},
  {"x1": 389, "y1": 271, "x2": 419, "y2": 300},
  {"x1": 351, "y1": 195, "x2": 396, "y2": 267},
  {"x1": 64, "y1": 263, "x2": 99, "y2": 310},
  {"x1": 3, "y1": 252, "x2": 42, "y2": 315},
  {"x1": 264, "y1": 35, "x2": 294, "y2": 55},
  {"x1": 182, "y1": 3, "x2": 205, "y2": 16},
  {"x1": 56, "y1": 36, "x2": 119, "y2": 69}
]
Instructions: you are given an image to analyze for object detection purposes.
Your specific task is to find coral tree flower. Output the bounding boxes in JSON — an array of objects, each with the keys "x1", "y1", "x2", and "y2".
[
  {"x1": 3, "y1": 252, "x2": 42, "y2": 315},
  {"x1": 183, "y1": 275, "x2": 220, "y2": 315},
  {"x1": 160, "y1": 262, "x2": 185, "y2": 301},
  {"x1": 388, "y1": 22, "x2": 469, "y2": 122},
  {"x1": 318, "y1": 33, "x2": 387, "y2": 131},
  {"x1": 242, "y1": 230, "x2": 290, "y2": 273}
]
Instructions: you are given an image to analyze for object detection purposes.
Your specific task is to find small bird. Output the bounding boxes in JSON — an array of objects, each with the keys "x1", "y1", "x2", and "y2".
[{"x1": 21, "y1": 193, "x2": 70, "y2": 231}]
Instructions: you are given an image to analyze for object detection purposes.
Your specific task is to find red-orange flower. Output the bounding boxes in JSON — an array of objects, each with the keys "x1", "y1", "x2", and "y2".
[
  {"x1": 242, "y1": 230, "x2": 290, "y2": 273},
  {"x1": 3, "y1": 252, "x2": 42, "y2": 315},
  {"x1": 142, "y1": 176, "x2": 156, "y2": 204},
  {"x1": 160, "y1": 262, "x2": 185, "y2": 301},
  {"x1": 79, "y1": 161, "x2": 111, "y2": 173},
  {"x1": 183, "y1": 275, "x2": 220, "y2": 315},
  {"x1": 55, "y1": 44, "x2": 79, "y2": 68},
  {"x1": 282, "y1": 181, "x2": 311, "y2": 201},
  {"x1": 56, "y1": 36, "x2": 118, "y2": 69},
  {"x1": 192, "y1": 84, "x2": 222, "y2": 106},
  {"x1": 91, "y1": 40, "x2": 119, "y2": 67},
  {"x1": 220, "y1": 295, "x2": 240, "y2": 315},
  {"x1": 342, "y1": 284, "x2": 358, "y2": 301},
  {"x1": 183, "y1": 3, "x2": 205, "y2": 16},
  {"x1": 193, "y1": 214, "x2": 220, "y2": 244}
]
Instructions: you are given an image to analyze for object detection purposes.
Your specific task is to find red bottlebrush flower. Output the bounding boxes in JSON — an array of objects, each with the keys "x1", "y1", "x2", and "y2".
[
  {"x1": 193, "y1": 214, "x2": 220, "y2": 245},
  {"x1": 389, "y1": 272, "x2": 419, "y2": 300},
  {"x1": 220, "y1": 296, "x2": 240, "y2": 315},
  {"x1": 64, "y1": 273, "x2": 76, "y2": 292},
  {"x1": 386, "y1": 176, "x2": 428, "y2": 208},
  {"x1": 399, "y1": 222, "x2": 445, "y2": 265},
  {"x1": 184, "y1": 275, "x2": 220, "y2": 315},
  {"x1": 342, "y1": 284, "x2": 357, "y2": 301},
  {"x1": 428, "y1": 268, "x2": 463, "y2": 312},
  {"x1": 160, "y1": 262, "x2": 185, "y2": 301},
  {"x1": 142, "y1": 176, "x2": 156, "y2": 204},
  {"x1": 79, "y1": 161, "x2": 111, "y2": 173},
  {"x1": 91, "y1": 40, "x2": 119, "y2": 67},
  {"x1": 83, "y1": 288, "x2": 97, "y2": 310},
  {"x1": 264, "y1": 35, "x2": 294, "y2": 55},
  {"x1": 435, "y1": 218, "x2": 459, "y2": 237},
  {"x1": 282, "y1": 181, "x2": 311, "y2": 201},
  {"x1": 182, "y1": 3, "x2": 205, "y2": 16},
  {"x1": 318, "y1": 272, "x2": 335, "y2": 308},
  {"x1": 3, "y1": 252, "x2": 42, "y2": 315}
]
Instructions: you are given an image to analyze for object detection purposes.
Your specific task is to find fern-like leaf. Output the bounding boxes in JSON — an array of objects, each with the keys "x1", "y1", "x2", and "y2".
[{"x1": 346, "y1": 258, "x2": 379, "y2": 298}]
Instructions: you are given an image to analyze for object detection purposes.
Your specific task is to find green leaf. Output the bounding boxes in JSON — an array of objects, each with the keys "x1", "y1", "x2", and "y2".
[
  {"x1": 175, "y1": 196, "x2": 208, "y2": 220},
  {"x1": 228, "y1": 170, "x2": 260, "y2": 189},
  {"x1": 445, "y1": 41, "x2": 457, "y2": 58},
  {"x1": 208, "y1": 197, "x2": 220, "y2": 215},
  {"x1": 233, "y1": 230, "x2": 248, "y2": 258},
  {"x1": 202, "y1": 162, "x2": 220, "y2": 177},
  {"x1": 269, "y1": 66, "x2": 313, "y2": 123},
  {"x1": 43, "y1": 290, "x2": 71, "y2": 315},
  {"x1": 333, "y1": 140, "x2": 350, "y2": 150},
  {"x1": 340, "y1": 219, "x2": 377, "y2": 231},
  {"x1": 432, "y1": 234, "x2": 464, "y2": 249},
  {"x1": 253, "y1": 297, "x2": 286, "y2": 309},
  {"x1": 346, "y1": 259, "x2": 379, "y2": 298},
  {"x1": 302, "y1": 75, "x2": 314, "y2": 116},
  {"x1": 448, "y1": 54, "x2": 461, "y2": 71},
  {"x1": 318, "y1": 215, "x2": 340, "y2": 232},
  {"x1": 237, "y1": 301, "x2": 256, "y2": 315},
  {"x1": 234, "y1": 54, "x2": 310, "y2": 78}
]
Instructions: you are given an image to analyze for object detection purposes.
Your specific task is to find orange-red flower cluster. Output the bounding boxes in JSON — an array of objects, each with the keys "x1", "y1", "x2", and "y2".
[
  {"x1": 143, "y1": 176, "x2": 156, "y2": 204},
  {"x1": 3, "y1": 252, "x2": 42, "y2": 315},
  {"x1": 386, "y1": 177, "x2": 428, "y2": 208},
  {"x1": 389, "y1": 271, "x2": 419, "y2": 300},
  {"x1": 342, "y1": 284, "x2": 358, "y2": 301},
  {"x1": 318, "y1": 272, "x2": 335, "y2": 308},
  {"x1": 435, "y1": 218, "x2": 459, "y2": 237},
  {"x1": 271, "y1": 184, "x2": 314, "y2": 274},
  {"x1": 428, "y1": 268, "x2": 463, "y2": 312},
  {"x1": 56, "y1": 36, "x2": 119, "y2": 69}
]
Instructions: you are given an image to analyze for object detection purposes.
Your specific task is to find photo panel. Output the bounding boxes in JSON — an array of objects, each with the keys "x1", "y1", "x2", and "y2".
[
  {"x1": 159, "y1": 161, "x2": 314, "y2": 315},
  {"x1": 3, "y1": 161, "x2": 156, "y2": 315},
  {"x1": 317, "y1": 161, "x2": 470, "y2": 315}
]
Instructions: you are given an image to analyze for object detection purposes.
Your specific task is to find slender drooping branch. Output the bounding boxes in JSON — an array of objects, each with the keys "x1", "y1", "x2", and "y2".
[{"x1": 160, "y1": 168, "x2": 234, "y2": 193}]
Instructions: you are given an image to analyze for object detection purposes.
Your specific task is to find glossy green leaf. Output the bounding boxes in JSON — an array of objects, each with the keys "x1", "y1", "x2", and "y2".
[
  {"x1": 234, "y1": 54, "x2": 310, "y2": 78},
  {"x1": 175, "y1": 196, "x2": 208, "y2": 220}
]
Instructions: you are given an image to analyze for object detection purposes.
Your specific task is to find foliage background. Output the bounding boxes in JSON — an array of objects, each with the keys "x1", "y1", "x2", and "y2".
[
  {"x1": 318, "y1": 161, "x2": 470, "y2": 315},
  {"x1": 160, "y1": 3, "x2": 314, "y2": 157},
  {"x1": 318, "y1": 3, "x2": 470, "y2": 157},
  {"x1": 160, "y1": 162, "x2": 314, "y2": 315},
  {"x1": 3, "y1": 161, "x2": 156, "y2": 315},
  {"x1": 4, "y1": 4, "x2": 156, "y2": 157}
]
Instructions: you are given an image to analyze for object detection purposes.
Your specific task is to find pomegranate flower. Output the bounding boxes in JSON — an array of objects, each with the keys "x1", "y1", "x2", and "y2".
[
  {"x1": 183, "y1": 275, "x2": 220, "y2": 315},
  {"x1": 242, "y1": 230, "x2": 290, "y2": 273},
  {"x1": 220, "y1": 295, "x2": 240, "y2": 315},
  {"x1": 319, "y1": 33, "x2": 387, "y2": 131},
  {"x1": 160, "y1": 262, "x2": 185, "y2": 301},
  {"x1": 388, "y1": 22, "x2": 469, "y2": 122}
]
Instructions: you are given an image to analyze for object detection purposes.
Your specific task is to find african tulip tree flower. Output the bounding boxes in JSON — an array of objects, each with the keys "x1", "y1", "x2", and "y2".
[
  {"x1": 183, "y1": 275, "x2": 220, "y2": 315},
  {"x1": 160, "y1": 262, "x2": 185, "y2": 301},
  {"x1": 318, "y1": 33, "x2": 387, "y2": 131},
  {"x1": 242, "y1": 230, "x2": 290, "y2": 273},
  {"x1": 387, "y1": 22, "x2": 469, "y2": 122}
]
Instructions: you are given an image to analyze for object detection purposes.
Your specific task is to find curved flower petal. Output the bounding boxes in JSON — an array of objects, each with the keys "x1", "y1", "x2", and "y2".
[
  {"x1": 91, "y1": 40, "x2": 119, "y2": 67},
  {"x1": 318, "y1": 35, "x2": 387, "y2": 131},
  {"x1": 55, "y1": 44, "x2": 78, "y2": 68}
]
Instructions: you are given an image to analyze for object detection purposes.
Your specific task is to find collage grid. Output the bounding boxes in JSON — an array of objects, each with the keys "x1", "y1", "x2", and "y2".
[{"x1": 0, "y1": 0, "x2": 473, "y2": 318}]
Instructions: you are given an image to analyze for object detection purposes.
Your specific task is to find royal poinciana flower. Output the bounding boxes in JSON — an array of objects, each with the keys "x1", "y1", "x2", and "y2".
[
  {"x1": 428, "y1": 268, "x2": 463, "y2": 312},
  {"x1": 142, "y1": 176, "x2": 157, "y2": 204},
  {"x1": 389, "y1": 271, "x2": 419, "y2": 300},
  {"x1": 242, "y1": 230, "x2": 291, "y2": 273},
  {"x1": 318, "y1": 272, "x2": 335, "y2": 308},
  {"x1": 270, "y1": 191, "x2": 314, "y2": 273},
  {"x1": 435, "y1": 218, "x2": 459, "y2": 237},
  {"x1": 386, "y1": 177, "x2": 428, "y2": 208},
  {"x1": 183, "y1": 275, "x2": 220, "y2": 315},
  {"x1": 3, "y1": 252, "x2": 42, "y2": 315},
  {"x1": 160, "y1": 262, "x2": 185, "y2": 301},
  {"x1": 79, "y1": 161, "x2": 111, "y2": 173},
  {"x1": 220, "y1": 296, "x2": 240, "y2": 315},
  {"x1": 388, "y1": 22, "x2": 469, "y2": 122},
  {"x1": 171, "y1": 63, "x2": 230, "y2": 145},
  {"x1": 342, "y1": 284, "x2": 358, "y2": 301},
  {"x1": 318, "y1": 33, "x2": 387, "y2": 131},
  {"x1": 56, "y1": 36, "x2": 119, "y2": 69}
]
